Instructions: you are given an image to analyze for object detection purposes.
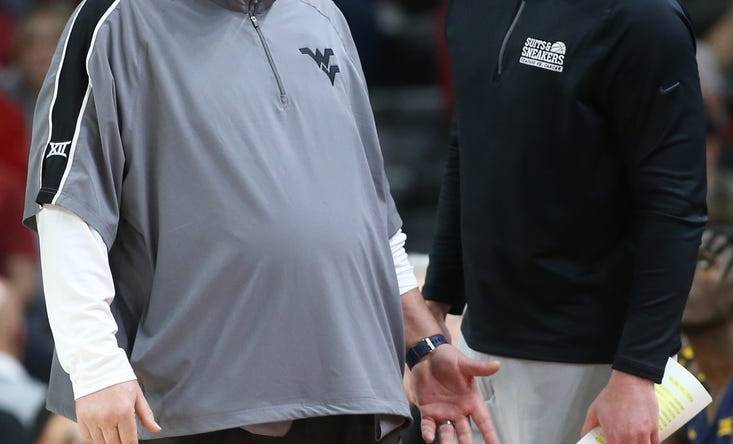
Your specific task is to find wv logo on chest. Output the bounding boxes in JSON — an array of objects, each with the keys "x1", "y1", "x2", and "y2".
[{"x1": 300, "y1": 48, "x2": 340, "y2": 85}]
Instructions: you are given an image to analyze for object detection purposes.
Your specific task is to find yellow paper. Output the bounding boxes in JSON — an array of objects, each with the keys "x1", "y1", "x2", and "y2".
[{"x1": 577, "y1": 358, "x2": 712, "y2": 444}]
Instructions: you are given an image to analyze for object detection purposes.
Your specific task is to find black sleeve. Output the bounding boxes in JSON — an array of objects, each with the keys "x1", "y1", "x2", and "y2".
[
  {"x1": 602, "y1": 2, "x2": 707, "y2": 383},
  {"x1": 423, "y1": 121, "x2": 467, "y2": 315}
]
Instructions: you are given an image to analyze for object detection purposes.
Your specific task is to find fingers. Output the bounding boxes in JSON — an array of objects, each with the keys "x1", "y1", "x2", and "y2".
[
  {"x1": 75, "y1": 381, "x2": 154, "y2": 444},
  {"x1": 454, "y1": 417, "x2": 473, "y2": 444},
  {"x1": 580, "y1": 407, "x2": 599, "y2": 436},
  {"x1": 118, "y1": 413, "x2": 138, "y2": 444},
  {"x1": 651, "y1": 429, "x2": 660, "y2": 444},
  {"x1": 102, "y1": 426, "x2": 122, "y2": 444},
  {"x1": 605, "y1": 429, "x2": 657, "y2": 444},
  {"x1": 135, "y1": 392, "x2": 162, "y2": 433},
  {"x1": 632, "y1": 430, "x2": 655, "y2": 444},
  {"x1": 421, "y1": 417, "x2": 437, "y2": 443},
  {"x1": 459, "y1": 357, "x2": 501, "y2": 377},
  {"x1": 471, "y1": 402, "x2": 499, "y2": 444},
  {"x1": 438, "y1": 421, "x2": 457, "y2": 444},
  {"x1": 78, "y1": 421, "x2": 93, "y2": 442},
  {"x1": 90, "y1": 426, "x2": 105, "y2": 444}
]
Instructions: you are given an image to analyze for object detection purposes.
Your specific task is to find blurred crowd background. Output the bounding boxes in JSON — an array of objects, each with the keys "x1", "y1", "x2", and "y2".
[{"x1": 0, "y1": 1, "x2": 732, "y2": 444}]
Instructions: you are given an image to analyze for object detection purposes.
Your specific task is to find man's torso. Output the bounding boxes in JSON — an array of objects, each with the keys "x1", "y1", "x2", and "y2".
[{"x1": 38, "y1": 0, "x2": 410, "y2": 437}]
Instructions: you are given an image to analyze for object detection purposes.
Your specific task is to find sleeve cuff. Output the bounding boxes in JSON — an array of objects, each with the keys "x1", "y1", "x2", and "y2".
[
  {"x1": 612, "y1": 355, "x2": 666, "y2": 384},
  {"x1": 70, "y1": 349, "x2": 137, "y2": 399},
  {"x1": 422, "y1": 284, "x2": 466, "y2": 316},
  {"x1": 41, "y1": 191, "x2": 116, "y2": 249}
]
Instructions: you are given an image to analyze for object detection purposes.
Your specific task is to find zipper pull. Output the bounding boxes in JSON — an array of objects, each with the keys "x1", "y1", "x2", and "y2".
[{"x1": 250, "y1": 14, "x2": 259, "y2": 28}]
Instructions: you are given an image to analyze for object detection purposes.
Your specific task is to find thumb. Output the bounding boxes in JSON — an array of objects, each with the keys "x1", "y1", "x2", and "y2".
[
  {"x1": 135, "y1": 390, "x2": 162, "y2": 433},
  {"x1": 459, "y1": 357, "x2": 501, "y2": 377},
  {"x1": 580, "y1": 406, "x2": 599, "y2": 436}
]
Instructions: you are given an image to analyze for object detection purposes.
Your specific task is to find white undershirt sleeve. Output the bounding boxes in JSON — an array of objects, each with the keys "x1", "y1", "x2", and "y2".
[
  {"x1": 390, "y1": 229, "x2": 419, "y2": 295},
  {"x1": 37, "y1": 204, "x2": 136, "y2": 399}
]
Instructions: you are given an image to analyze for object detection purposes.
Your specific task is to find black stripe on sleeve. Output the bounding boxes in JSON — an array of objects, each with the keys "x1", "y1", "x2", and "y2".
[{"x1": 37, "y1": 0, "x2": 118, "y2": 205}]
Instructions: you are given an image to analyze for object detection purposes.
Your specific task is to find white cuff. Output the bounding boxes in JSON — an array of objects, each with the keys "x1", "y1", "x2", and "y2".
[{"x1": 71, "y1": 348, "x2": 137, "y2": 399}]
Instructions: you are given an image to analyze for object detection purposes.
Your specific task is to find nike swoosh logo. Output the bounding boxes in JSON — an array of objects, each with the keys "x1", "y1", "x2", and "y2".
[{"x1": 660, "y1": 82, "x2": 681, "y2": 95}]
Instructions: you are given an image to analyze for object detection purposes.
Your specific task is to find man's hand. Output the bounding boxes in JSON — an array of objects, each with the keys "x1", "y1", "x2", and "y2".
[
  {"x1": 581, "y1": 370, "x2": 659, "y2": 444},
  {"x1": 411, "y1": 345, "x2": 500, "y2": 444},
  {"x1": 76, "y1": 380, "x2": 161, "y2": 444},
  {"x1": 402, "y1": 289, "x2": 499, "y2": 443}
]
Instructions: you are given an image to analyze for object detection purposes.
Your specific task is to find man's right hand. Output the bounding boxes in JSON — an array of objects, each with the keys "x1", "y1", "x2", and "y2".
[{"x1": 76, "y1": 380, "x2": 161, "y2": 444}]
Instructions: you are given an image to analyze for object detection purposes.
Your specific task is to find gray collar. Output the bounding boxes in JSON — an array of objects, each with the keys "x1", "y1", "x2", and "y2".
[{"x1": 209, "y1": 0, "x2": 276, "y2": 15}]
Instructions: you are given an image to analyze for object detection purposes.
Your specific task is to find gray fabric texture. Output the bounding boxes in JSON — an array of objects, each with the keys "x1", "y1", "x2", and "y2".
[
  {"x1": 24, "y1": 0, "x2": 408, "y2": 439},
  {"x1": 458, "y1": 336, "x2": 612, "y2": 444}
]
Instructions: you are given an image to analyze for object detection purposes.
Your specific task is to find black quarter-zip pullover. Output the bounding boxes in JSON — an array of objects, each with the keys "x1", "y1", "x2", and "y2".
[{"x1": 423, "y1": 0, "x2": 707, "y2": 383}]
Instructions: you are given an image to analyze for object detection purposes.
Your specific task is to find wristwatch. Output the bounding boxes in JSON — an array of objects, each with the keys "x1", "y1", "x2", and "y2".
[{"x1": 407, "y1": 334, "x2": 448, "y2": 370}]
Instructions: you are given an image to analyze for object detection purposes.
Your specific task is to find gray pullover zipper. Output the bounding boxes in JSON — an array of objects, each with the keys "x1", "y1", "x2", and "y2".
[{"x1": 248, "y1": 1, "x2": 288, "y2": 105}]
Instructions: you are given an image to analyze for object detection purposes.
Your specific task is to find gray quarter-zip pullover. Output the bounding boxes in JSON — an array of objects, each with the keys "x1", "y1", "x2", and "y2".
[{"x1": 23, "y1": 0, "x2": 409, "y2": 439}]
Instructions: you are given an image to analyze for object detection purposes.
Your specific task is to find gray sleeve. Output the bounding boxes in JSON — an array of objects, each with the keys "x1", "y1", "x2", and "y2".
[
  {"x1": 331, "y1": 5, "x2": 403, "y2": 237},
  {"x1": 24, "y1": 7, "x2": 125, "y2": 249}
]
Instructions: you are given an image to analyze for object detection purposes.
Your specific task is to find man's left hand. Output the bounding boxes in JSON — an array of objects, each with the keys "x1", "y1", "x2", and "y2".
[
  {"x1": 581, "y1": 370, "x2": 659, "y2": 444},
  {"x1": 411, "y1": 345, "x2": 500, "y2": 444}
]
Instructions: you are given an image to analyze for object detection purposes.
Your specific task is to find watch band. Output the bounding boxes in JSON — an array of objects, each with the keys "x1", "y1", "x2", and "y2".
[{"x1": 406, "y1": 334, "x2": 448, "y2": 370}]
